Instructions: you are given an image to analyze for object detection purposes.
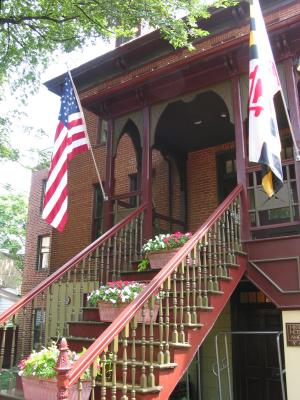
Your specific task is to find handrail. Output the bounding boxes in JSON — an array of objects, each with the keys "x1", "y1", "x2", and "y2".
[
  {"x1": 68, "y1": 184, "x2": 243, "y2": 385},
  {"x1": 0, "y1": 202, "x2": 148, "y2": 325}
]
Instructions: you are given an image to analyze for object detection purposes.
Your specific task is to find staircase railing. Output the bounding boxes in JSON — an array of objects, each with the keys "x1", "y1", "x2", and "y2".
[
  {"x1": 0, "y1": 202, "x2": 147, "y2": 369},
  {"x1": 66, "y1": 185, "x2": 243, "y2": 399}
]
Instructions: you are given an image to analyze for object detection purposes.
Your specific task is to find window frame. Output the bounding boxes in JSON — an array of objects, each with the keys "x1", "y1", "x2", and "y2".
[{"x1": 37, "y1": 235, "x2": 50, "y2": 271}]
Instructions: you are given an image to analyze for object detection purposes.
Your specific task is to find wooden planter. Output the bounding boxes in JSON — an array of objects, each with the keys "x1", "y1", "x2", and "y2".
[
  {"x1": 98, "y1": 301, "x2": 159, "y2": 323},
  {"x1": 22, "y1": 376, "x2": 92, "y2": 400},
  {"x1": 148, "y1": 248, "x2": 179, "y2": 269}
]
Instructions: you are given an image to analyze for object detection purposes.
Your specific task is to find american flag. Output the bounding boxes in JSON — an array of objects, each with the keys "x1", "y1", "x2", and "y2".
[
  {"x1": 248, "y1": 0, "x2": 283, "y2": 197},
  {"x1": 42, "y1": 73, "x2": 89, "y2": 231}
]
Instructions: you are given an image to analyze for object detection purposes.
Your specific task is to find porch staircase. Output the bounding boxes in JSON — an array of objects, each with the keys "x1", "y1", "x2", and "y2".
[{"x1": 0, "y1": 186, "x2": 246, "y2": 400}]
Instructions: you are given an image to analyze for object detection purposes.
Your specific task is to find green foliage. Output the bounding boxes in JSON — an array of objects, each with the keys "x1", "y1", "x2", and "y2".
[
  {"x1": 18, "y1": 342, "x2": 91, "y2": 379},
  {"x1": 0, "y1": 0, "x2": 236, "y2": 162},
  {"x1": 87, "y1": 281, "x2": 146, "y2": 306},
  {"x1": 0, "y1": 0, "x2": 236, "y2": 89},
  {"x1": 137, "y1": 257, "x2": 150, "y2": 272},
  {"x1": 0, "y1": 186, "x2": 28, "y2": 270},
  {"x1": 142, "y1": 232, "x2": 192, "y2": 254}
]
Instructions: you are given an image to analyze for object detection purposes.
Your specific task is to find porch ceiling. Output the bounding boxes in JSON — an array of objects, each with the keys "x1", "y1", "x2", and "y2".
[{"x1": 155, "y1": 91, "x2": 235, "y2": 155}]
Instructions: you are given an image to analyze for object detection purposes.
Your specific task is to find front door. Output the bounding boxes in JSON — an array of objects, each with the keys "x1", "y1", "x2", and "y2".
[{"x1": 232, "y1": 283, "x2": 284, "y2": 400}]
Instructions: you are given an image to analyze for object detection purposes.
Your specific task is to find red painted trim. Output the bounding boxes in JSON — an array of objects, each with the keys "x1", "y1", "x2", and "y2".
[
  {"x1": 68, "y1": 184, "x2": 243, "y2": 385},
  {"x1": 103, "y1": 119, "x2": 114, "y2": 231},
  {"x1": 141, "y1": 106, "x2": 152, "y2": 241},
  {"x1": 231, "y1": 76, "x2": 250, "y2": 241},
  {"x1": 0, "y1": 202, "x2": 148, "y2": 325}
]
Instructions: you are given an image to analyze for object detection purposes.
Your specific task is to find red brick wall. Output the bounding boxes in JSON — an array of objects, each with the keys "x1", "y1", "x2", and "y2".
[
  {"x1": 187, "y1": 142, "x2": 235, "y2": 232},
  {"x1": 22, "y1": 169, "x2": 51, "y2": 295},
  {"x1": 24, "y1": 108, "x2": 235, "y2": 278}
]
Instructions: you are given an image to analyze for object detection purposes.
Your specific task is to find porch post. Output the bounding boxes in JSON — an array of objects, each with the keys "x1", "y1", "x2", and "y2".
[
  {"x1": 141, "y1": 106, "x2": 152, "y2": 241},
  {"x1": 283, "y1": 57, "x2": 300, "y2": 217},
  {"x1": 231, "y1": 76, "x2": 251, "y2": 241},
  {"x1": 103, "y1": 118, "x2": 115, "y2": 231}
]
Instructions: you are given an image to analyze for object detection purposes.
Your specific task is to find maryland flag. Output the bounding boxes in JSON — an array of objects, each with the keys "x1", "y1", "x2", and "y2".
[{"x1": 248, "y1": 0, "x2": 283, "y2": 197}]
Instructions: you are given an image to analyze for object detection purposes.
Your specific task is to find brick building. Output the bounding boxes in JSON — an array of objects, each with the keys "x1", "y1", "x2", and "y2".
[{"x1": 2, "y1": 1, "x2": 300, "y2": 399}]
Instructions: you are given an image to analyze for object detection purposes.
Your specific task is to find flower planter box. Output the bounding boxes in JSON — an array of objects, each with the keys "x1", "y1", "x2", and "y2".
[
  {"x1": 98, "y1": 301, "x2": 159, "y2": 323},
  {"x1": 22, "y1": 376, "x2": 92, "y2": 400},
  {"x1": 148, "y1": 248, "x2": 179, "y2": 269}
]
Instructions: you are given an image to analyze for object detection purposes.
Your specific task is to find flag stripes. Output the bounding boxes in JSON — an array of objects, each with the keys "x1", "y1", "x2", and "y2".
[{"x1": 42, "y1": 74, "x2": 89, "y2": 231}]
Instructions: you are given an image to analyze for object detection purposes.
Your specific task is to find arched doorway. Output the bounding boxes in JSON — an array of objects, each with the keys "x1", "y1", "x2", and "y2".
[
  {"x1": 154, "y1": 91, "x2": 235, "y2": 232},
  {"x1": 113, "y1": 119, "x2": 142, "y2": 222}
]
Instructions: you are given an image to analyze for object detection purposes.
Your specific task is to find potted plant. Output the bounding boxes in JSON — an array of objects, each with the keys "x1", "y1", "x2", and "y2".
[
  {"x1": 141, "y1": 232, "x2": 193, "y2": 269},
  {"x1": 18, "y1": 342, "x2": 92, "y2": 400},
  {"x1": 87, "y1": 280, "x2": 159, "y2": 323}
]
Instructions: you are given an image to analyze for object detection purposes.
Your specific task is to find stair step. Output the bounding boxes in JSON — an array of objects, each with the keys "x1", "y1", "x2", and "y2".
[
  {"x1": 68, "y1": 320, "x2": 203, "y2": 338},
  {"x1": 0, "y1": 389, "x2": 23, "y2": 400}
]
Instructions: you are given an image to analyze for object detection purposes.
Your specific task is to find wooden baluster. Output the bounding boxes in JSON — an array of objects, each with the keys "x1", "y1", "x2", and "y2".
[
  {"x1": 128, "y1": 219, "x2": 134, "y2": 267},
  {"x1": 87, "y1": 253, "x2": 92, "y2": 294},
  {"x1": 234, "y1": 198, "x2": 241, "y2": 251},
  {"x1": 91, "y1": 358, "x2": 98, "y2": 400},
  {"x1": 0, "y1": 322, "x2": 7, "y2": 369},
  {"x1": 10, "y1": 315, "x2": 17, "y2": 368},
  {"x1": 94, "y1": 248, "x2": 100, "y2": 290},
  {"x1": 71, "y1": 268, "x2": 77, "y2": 322},
  {"x1": 191, "y1": 247, "x2": 198, "y2": 324},
  {"x1": 100, "y1": 245, "x2": 105, "y2": 285},
  {"x1": 112, "y1": 336, "x2": 119, "y2": 400},
  {"x1": 221, "y1": 214, "x2": 228, "y2": 277},
  {"x1": 129, "y1": 318, "x2": 137, "y2": 400},
  {"x1": 230, "y1": 202, "x2": 236, "y2": 264},
  {"x1": 47, "y1": 285, "x2": 54, "y2": 342},
  {"x1": 30, "y1": 299, "x2": 36, "y2": 350},
  {"x1": 157, "y1": 285, "x2": 164, "y2": 365},
  {"x1": 217, "y1": 219, "x2": 223, "y2": 278},
  {"x1": 237, "y1": 196, "x2": 242, "y2": 251},
  {"x1": 226, "y1": 209, "x2": 233, "y2": 264},
  {"x1": 202, "y1": 236, "x2": 209, "y2": 307},
  {"x1": 178, "y1": 261, "x2": 185, "y2": 343},
  {"x1": 172, "y1": 269, "x2": 179, "y2": 343},
  {"x1": 79, "y1": 261, "x2": 85, "y2": 321},
  {"x1": 57, "y1": 277, "x2": 62, "y2": 336},
  {"x1": 148, "y1": 298, "x2": 155, "y2": 388},
  {"x1": 101, "y1": 349, "x2": 107, "y2": 400},
  {"x1": 122, "y1": 226, "x2": 128, "y2": 272},
  {"x1": 140, "y1": 306, "x2": 147, "y2": 388},
  {"x1": 20, "y1": 306, "x2": 27, "y2": 359},
  {"x1": 164, "y1": 277, "x2": 171, "y2": 364},
  {"x1": 207, "y1": 229, "x2": 213, "y2": 291},
  {"x1": 185, "y1": 255, "x2": 192, "y2": 325},
  {"x1": 212, "y1": 223, "x2": 219, "y2": 291},
  {"x1": 105, "y1": 239, "x2": 111, "y2": 283},
  {"x1": 77, "y1": 377, "x2": 83, "y2": 400},
  {"x1": 117, "y1": 228, "x2": 122, "y2": 279},
  {"x1": 121, "y1": 325, "x2": 129, "y2": 400},
  {"x1": 138, "y1": 212, "x2": 144, "y2": 258},
  {"x1": 112, "y1": 234, "x2": 117, "y2": 281},
  {"x1": 133, "y1": 217, "x2": 138, "y2": 261},
  {"x1": 39, "y1": 291, "x2": 46, "y2": 348},
  {"x1": 64, "y1": 273, "x2": 70, "y2": 337},
  {"x1": 196, "y1": 242, "x2": 203, "y2": 307}
]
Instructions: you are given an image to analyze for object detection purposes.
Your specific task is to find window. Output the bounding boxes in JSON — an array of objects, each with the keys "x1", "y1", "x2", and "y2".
[
  {"x1": 92, "y1": 185, "x2": 104, "y2": 240},
  {"x1": 33, "y1": 309, "x2": 43, "y2": 350},
  {"x1": 37, "y1": 236, "x2": 50, "y2": 270},
  {"x1": 129, "y1": 173, "x2": 138, "y2": 207},
  {"x1": 96, "y1": 118, "x2": 108, "y2": 146},
  {"x1": 40, "y1": 179, "x2": 47, "y2": 213}
]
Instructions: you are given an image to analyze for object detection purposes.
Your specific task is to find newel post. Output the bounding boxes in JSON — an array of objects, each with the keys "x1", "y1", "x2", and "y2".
[{"x1": 56, "y1": 338, "x2": 72, "y2": 400}]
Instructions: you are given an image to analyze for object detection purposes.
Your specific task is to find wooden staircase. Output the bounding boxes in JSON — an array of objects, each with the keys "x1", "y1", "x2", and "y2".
[{"x1": 0, "y1": 186, "x2": 245, "y2": 400}]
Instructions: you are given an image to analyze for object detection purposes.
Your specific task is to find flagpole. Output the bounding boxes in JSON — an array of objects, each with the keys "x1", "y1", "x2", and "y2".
[
  {"x1": 67, "y1": 70, "x2": 108, "y2": 201},
  {"x1": 279, "y1": 91, "x2": 300, "y2": 161}
]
